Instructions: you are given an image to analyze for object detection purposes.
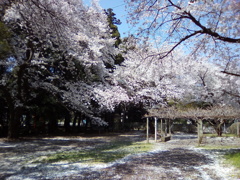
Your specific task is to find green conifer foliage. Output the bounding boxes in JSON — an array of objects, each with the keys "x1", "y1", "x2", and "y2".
[
  {"x1": 105, "y1": 8, "x2": 124, "y2": 65},
  {"x1": 105, "y1": 8, "x2": 122, "y2": 47},
  {"x1": 0, "y1": 21, "x2": 11, "y2": 59}
]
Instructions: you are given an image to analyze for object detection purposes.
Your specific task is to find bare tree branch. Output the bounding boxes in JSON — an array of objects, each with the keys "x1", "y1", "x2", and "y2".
[{"x1": 159, "y1": 30, "x2": 203, "y2": 59}]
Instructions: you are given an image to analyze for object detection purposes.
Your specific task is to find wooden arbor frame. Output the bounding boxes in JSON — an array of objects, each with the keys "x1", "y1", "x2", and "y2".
[
  {"x1": 145, "y1": 106, "x2": 240, "y2": 144},
  {"x1": 145, "y1": 117, "x2": 172, "y2": 143}
]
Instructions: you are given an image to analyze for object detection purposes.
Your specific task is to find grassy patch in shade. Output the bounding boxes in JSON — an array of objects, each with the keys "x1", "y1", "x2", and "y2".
[{"x1": 35, "y1": 141, "x2": 154, "y2": 164}]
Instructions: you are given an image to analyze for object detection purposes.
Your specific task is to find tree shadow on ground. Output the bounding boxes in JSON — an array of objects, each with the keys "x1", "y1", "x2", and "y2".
[
  {"x1": 0, "y1": 138, "x2": 107, "y2": 154},
  {"x1": 59, "y1": 148, "x2": 213, "y2": 180},
  {"x1": 131, "y1": 148, "x2": 212, "y2": 168}
]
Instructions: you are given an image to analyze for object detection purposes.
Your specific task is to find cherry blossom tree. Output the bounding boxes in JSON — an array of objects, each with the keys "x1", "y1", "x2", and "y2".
[
  {"x1": 120, "y1": 36, "x2": 239, "y2": 139},
  {"x1": 113, "y1": 36, "x2": 237, "y2": 110},
  {"x1": 118, "y1": 0, "x2": 240, "y2": 137},
  {"x1": 114, "y1": 37, "x2": 186, "y2": 108},
  {"x1": 179, "y1": 57, "x2": 240, "y2": 107},
  {"x1": 124, "y1": 0, "x2": 240, "y2": 99},
  {"x1": 0, "y1": 0, "x2": 122, "y2": 138}
]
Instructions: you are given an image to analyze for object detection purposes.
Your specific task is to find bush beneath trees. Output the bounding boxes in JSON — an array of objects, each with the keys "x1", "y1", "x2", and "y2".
[{"x1": 228, "y1": 122, "x2": 240, "y2": 135}]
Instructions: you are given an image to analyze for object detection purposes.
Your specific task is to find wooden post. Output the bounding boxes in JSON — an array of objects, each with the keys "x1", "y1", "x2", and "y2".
[
  {"x1": 237, "y1": 119, "x2": 239, "y2": 138},
  {"x1": 146, "y1": 117, "x2": 149, "y2": 143},
  {"x1": 169, "y1": 119, "x2": 171, "y2": 136},
  {"x1": 155, "y1": 117, "x2": 158, "y2": 142},
  {"x1": 165, "y1": 119, "x2": 167, "y2": 136},
  {"x1": 160, "y1": 119, "x2": 163, "y2": 135},
  {"x1": 198, "y1": 119, "x2": 203, "y2": 146},
  {"x1": 224, "y1": 123, "x2": 226, "y2": 134}
]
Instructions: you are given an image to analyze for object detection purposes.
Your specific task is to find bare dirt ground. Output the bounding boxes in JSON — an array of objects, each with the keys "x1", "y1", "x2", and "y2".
[{"x1": 0, "y1": 132, "x2": 240, "y2": 180}]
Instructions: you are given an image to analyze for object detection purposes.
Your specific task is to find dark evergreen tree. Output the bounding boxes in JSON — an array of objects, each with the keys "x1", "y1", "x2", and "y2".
[
  {"x1": 105, "y1": 8, "x2": 124, "y2": 66},
  {"x1": 105, "y1": 8, "x2": 122, "y2": 47}
]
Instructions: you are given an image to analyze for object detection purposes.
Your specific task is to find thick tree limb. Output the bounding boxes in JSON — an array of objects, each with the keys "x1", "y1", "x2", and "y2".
[
  {"x1": 185, "y1": 11, "x2": 240, "y2": 43},
  {"x1": 223, "y1": 90, "x2": 240, "y2": 98},
  {"x1": 221, "y1": 71, "x2": 240, "y2": 77}
]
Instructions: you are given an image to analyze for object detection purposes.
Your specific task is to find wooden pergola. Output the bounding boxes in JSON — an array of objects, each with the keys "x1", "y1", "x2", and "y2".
[
  {"x1": 144, "y1": 106, "x2": 240, "y2": 144},
  {"x1": 144, "y1": 108, "x2": 174, "y2": 143}
]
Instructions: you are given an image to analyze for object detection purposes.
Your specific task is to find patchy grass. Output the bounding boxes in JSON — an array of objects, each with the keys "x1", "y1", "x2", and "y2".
[
  {"x1": 35, "y1": 140, "x2": 154, "y2": 164},
  {"x1": 197, "y1": 145, "x2": 239, "y2": 150},
  {"x1": 224, "y1": 152, "x2": 240, "y2": 169},
  {"x1": 224, "y1": 152, "x2": 240, "y2": 179},
  {"x1": 197, "y1": 145, "x2": 240, "y2": 178},
  {"x1": 203, "y1": 133, "x2": 236, "y2": 138}
]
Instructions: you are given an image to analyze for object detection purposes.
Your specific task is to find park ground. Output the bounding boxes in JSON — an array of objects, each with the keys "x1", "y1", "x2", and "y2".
[{"x1": 0, "y1": 131, "x2": 240, "y2": 180}]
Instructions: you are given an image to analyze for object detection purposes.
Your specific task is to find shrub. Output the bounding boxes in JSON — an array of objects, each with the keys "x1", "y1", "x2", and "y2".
[{"x1": 228, "y1": 122, "x2": 240, "y2": 135}]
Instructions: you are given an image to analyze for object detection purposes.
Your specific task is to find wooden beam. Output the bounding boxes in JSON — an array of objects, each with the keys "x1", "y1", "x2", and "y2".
[
  {"x1": 198, "y1": 119, "x2": 203, "y2": 146},
  {"x1": 155, "y1": 117, "x2": 158, "y2": 142},
  {"x1": 161, "y1": 119, "x2": 163, "y2": 135},
  {"x1": 169, "y1": 119, "x2": 172, "y2": 136},
  {"x1": 237, "y1": 119, "x2": 239, "y2": 138},
  {"x1": 146, "y1": 118, "x2": 149, "y2": 143}
]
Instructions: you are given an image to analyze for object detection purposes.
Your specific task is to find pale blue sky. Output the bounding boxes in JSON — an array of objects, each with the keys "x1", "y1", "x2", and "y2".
[{"x1": 83, "y1": 0, "x2": 133, "y2": 37}]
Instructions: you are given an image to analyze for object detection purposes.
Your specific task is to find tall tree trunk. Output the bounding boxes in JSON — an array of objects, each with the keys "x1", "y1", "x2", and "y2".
[
  {"x1": 8, "y1": 107, "x2": 21, "y2": 139},
  {"x1": 64, "y1": 111, "x2": 71, "y2": 133},
  {"x1": 48, "y1": 114, "x2": 58, "y2": 134},
  {"x1": 215, "y1": 119, "x2": 224, "y2": 136},
  {"x1": 72, "y1": 112, "x2": 78, "y2": 128}
]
